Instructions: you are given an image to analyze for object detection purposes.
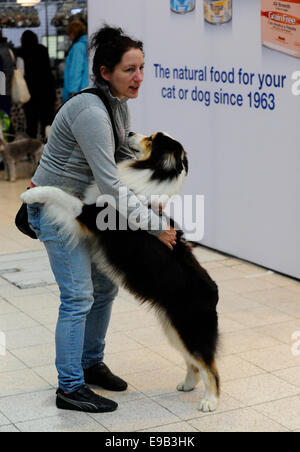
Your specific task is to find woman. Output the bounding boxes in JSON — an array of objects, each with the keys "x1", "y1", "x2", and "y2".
[
  {"x1": 63, "y1": 21, "x2": 89, "y2": 102},
  {"x1": 0, "y1": 30, "x2": 14, "y2": 116},
  {"x1": 18, "y1": 30, "x2": 55, "y2": 140},
  {"x1": 27, "y1": 25, "x2": 177, "y2": 413}
]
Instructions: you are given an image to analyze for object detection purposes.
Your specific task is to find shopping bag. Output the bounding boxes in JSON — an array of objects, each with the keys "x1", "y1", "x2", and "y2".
[{"x1": 11, "y1": 68, "x2": 31, "y2": 104}]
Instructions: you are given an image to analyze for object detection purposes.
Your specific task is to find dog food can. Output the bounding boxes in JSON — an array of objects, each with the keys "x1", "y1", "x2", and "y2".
[
  {"x1": 261, "y1": 0, "x2": 300, "y2": 58},
  {"x1": 171, "y1": 0, "x2": 196, "y2": 14},
  {"x1": 204, "y1": 0, "x2": 232, "y2": 24}
]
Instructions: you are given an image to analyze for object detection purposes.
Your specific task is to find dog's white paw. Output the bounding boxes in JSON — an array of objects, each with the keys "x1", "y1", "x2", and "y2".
[
  {"x1": 20, "y1": 190, "x2": 37, "y2": 204},
  {"x1": 199, "y1": 396, "x2": 218, "y2": 413},
  {"x1": 176, "y1": 382, "x2": 195, "y2": 392}
]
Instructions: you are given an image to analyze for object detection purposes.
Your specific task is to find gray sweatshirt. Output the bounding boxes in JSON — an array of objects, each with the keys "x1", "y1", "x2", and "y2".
[{"x1": 32, "y1": 82, "x2": 167, "y2": 236}]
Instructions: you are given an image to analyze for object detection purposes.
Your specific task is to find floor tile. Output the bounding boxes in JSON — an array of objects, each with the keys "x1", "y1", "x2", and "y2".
[
  {"x1": 0, "y1": 351, "x2": 27, "y2": 373},
  {"x1": 0, "y1": 298, "x2": 18, "y2": 315},
  {"x1": 244, "y1": 288, "x2": 300, "y2": 317},
  {"x1": 140, "y1": 421, "x2": 199, "y2": 432},
  {"x1": 0, "y1": 424, "x2": 20, "y2": 432},
  {"x1": 219, "y1": 277, "x2": 276, "y2": 294},
  {"x1": 238, "y1": 344, "x2": 300, "y2": 372},
  {"x1": 12, "y1": 344, "x2": 55, "y2": 368},
  {"x1": 90, "y1": 398, "x2": 179, "y2": 432},
  {"x1": 148, "y1": 344, "x2": 186, "y2": 367},
  {"x1": 108, "y1": 306, "x2": 158, "y2": 333},
  {"x1": 33, "y1": 365, "x2": 57, "y2": 387},
  {"x1": 218, "y1": 314, "x2": 246, "y2": 334},
  {"x1": 0, "y1": 411, "x2": 11, "y2": 426},
  {"x1": 252, "y1": 320, "x2": 300, "y2": 345},
  {"x1": 217, "y1": 293, "x2": 264, "y2": 315},
  {"x1": 124, "y1": 325, "x2": 170, "y2": 348},
  {"x1": 23, "y1": 306, "x2": 59, "y2": 326},
  {"x1": 104, "y1": 331, "x2": 144, "y2": 354},
  {"x1": 0, "y1": 312, "x2": 38, "y2": 332},
  {"x1": 15, "y1": 412, "x2": 108, "y2": 432},
  {"x1": 0, "y1": 389, "x2": 58, "y2": 423},
  {"x1": 188, "y1": 407, "x2": 289, "y2": 432},
  {"x1": 224, "y1": 306, "x2": 292, "y2": 329},
  {"x1": 153, "y1": 389, "x2": 244, "y2": 421},
  {"x1": 222, "y1": 374, "x2": 299, "y2": 406},
  {"x1": 0, "y1": 368, "x2": 51, "y2": 397},
  {"x1": 208, "y1": 266, "x2": 246, "y2": 281},
  {"x1": 126, "y1": 366, "x2": 186, "y2": 397},
  {"x1": 220, "y1": 329, "x2": 281, "y2": 355},
  {"x1": 5, "y1": 293, "x2": 59, "y2": 313},
  {"x1": 253, "y1": 396, "x2": 300, "y2": 431},
  {"x1": 217, "y1": 355, "x2": 265, "y2": 381},
  {"x1": 5, "y1": 326, "x2": 54, "y2": 351},
  {"x1": 92, "y1": 384, "x2": 145, "y2": 404},
  {"x1": 104, "y1": 349, "x2": 174, "y2": 377},
  {"x1": 274, "y1": 367, "x2": 300, "y2": 388}
]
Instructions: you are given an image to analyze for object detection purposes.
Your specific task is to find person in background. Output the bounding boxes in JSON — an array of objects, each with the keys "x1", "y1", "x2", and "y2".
[
  {"x1": 17, "y1": 30, "x2": 55, "y2": 141},
  {"x1": 63, "y1": 21, "x2": 89, "y2": 102},
  {"x1": 0, "y1": 29, "x2": 14, "y2": 116}
]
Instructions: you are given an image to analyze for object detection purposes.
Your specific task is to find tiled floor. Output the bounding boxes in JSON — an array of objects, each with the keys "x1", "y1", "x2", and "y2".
[{"x1": 0, "y1": 174, "x2": 299, "y2": 432}]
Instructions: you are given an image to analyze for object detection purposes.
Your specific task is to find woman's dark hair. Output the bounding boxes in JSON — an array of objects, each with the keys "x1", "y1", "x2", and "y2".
[
  {"x1": 21, "y1": 30, "x2": 38, "y2": 48},
  {"x1": 89, "y1": 25, "x2": 144, "y2": 84},
  {"x1": 67, "y1": 21, "x2": 87, "y2": 41}
]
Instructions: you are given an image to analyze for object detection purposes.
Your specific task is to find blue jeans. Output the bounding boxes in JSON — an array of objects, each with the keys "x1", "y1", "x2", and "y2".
[{"x1": 27, "y1": 204, "x2": 118, "y2": 392}]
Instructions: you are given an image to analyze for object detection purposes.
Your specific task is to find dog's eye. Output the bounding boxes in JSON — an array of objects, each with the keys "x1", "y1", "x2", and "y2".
[{"x1": 148, "y1": 136, "x2": 152, "y2": 142}]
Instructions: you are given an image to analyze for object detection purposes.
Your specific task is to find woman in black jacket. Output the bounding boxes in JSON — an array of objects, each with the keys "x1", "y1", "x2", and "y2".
[
  {"x1": 0, "y1": 30, "x2": 14, "y2": 116},
  {"x1": 18, "y1": 30, "x2": 56, "y2": 140}
]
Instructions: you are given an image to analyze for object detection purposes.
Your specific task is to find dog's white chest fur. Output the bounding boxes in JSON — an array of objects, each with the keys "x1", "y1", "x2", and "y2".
[{"x1": 84, "y1": 161, "x2": 185, "y2": 206}]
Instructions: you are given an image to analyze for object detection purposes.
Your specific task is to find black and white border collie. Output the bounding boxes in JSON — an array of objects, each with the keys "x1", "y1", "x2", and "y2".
[{"x1": 21, "y1": 132, "x2": 220, "y2": 412}]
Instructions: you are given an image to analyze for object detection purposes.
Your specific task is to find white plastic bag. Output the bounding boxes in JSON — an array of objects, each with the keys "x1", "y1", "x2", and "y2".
[{"x1": 11, "y1": 68, "x2": 31, "y2": 104}]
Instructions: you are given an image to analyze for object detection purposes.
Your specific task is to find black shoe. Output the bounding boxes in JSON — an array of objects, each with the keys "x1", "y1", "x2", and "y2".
[
  {"x1": 84, "y1": 363, "x2": 128, "y2": 392},
  {"x1": 56, "y1": 385, "x2": 118, "y2": 413}
]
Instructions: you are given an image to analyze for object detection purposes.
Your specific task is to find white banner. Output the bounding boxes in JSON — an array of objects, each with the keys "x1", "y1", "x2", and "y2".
[{"x1": 88, "y1": 0, "x2": 300, "y2": 279}]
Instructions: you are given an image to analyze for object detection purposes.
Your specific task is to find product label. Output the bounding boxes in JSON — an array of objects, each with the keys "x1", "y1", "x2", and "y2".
[
  {"x1": 261, "y1": 0, "x2": 300, "y2": 57},
  {"x1": 204, "y1": 0, "x2": 232, "y2": 24},
  {"x1": 171, "y1": 0, "x2": 195, "y2": 13}
]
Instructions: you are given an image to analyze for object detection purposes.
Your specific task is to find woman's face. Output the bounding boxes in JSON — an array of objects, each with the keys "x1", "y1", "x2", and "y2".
[{"x1": 101, "y1": 48, "x2": 144, "y2": 100}]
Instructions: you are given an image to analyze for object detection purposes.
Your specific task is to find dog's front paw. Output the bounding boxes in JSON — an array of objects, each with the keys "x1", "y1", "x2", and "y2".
[
  {"x1": 199, "y1": 396, "x2": 218, "y2": 412},
  {"x1": 177, "y1": 382, "x2": 195, "y2": 392},
  {"x1": 20, "y1": 190, "x2": 35, "y2": 204}
]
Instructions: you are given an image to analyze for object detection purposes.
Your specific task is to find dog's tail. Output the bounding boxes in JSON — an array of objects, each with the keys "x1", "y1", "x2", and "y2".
[{"x1": 21, "y1": 186, "x2": 83, "y2": 246}]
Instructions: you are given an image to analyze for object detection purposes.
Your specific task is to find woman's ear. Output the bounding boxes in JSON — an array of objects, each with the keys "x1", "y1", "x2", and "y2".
[{"x1": 100, "y1": 66, "x2": 111, "y2": 82}]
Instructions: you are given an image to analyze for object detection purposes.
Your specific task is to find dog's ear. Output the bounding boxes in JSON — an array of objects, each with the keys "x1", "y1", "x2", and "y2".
[{"x1": 183, "y1": 152, "x2": 188, "y2": 175}]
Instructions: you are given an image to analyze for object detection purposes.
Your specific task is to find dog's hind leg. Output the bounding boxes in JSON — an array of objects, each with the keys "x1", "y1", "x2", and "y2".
[
  {"x1": 196, "y1": 359, "x2": 220, "y2": 412},
  {"x1": 177, "y1": 361, "x2": 201, "y2": 392}
]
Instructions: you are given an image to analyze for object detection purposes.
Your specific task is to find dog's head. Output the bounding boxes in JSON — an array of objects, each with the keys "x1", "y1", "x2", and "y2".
[{"x1": 128, "y1": 132, "x2": 188, "y2": 180}]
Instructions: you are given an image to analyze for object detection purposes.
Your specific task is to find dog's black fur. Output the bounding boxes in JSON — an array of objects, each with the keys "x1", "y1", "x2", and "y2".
[{"x1": 78, "y1": 205, "x2": 219, "y2": 365}]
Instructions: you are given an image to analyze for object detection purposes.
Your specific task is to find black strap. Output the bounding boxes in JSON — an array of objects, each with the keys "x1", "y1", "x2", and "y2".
[{"x1": 56, "y1": 88, "x2": 119, "y2": 151}]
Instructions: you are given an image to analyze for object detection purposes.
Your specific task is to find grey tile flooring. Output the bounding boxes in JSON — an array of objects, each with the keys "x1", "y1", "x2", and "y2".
[{"x1": 0, "y1": 245, "x2": 299, "y2": 432}]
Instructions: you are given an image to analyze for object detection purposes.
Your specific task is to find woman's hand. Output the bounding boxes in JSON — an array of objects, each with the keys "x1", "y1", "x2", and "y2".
[{"x1": 158, "y1": 226, "x2": 177, "y2": 251}]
